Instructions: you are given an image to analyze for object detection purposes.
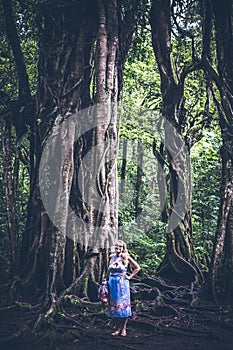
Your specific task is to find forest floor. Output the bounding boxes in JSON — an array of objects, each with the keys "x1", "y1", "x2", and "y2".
[{"x1": 1, "y1": 280, "x2": 233, "y2": 350}]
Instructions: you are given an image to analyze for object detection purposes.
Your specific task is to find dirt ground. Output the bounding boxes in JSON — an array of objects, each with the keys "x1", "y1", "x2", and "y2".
[
  {"x1": 1, "y1": 325, "x2": 233, "y2": 350},
  {"x1": 1, "y1": 303, "x2": 233, "y2": 350}
]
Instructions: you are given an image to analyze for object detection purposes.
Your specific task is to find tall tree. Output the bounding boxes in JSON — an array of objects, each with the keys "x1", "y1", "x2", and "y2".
[
  {"x1": 200, "y1": 0, "x2": 233, "y2": 304},
  {"x1": 1, "y1": 0, "x2": 138, "y2": 303},
  {"x1": 150, "y1": 0, "x2": 202, "y2": 284}
]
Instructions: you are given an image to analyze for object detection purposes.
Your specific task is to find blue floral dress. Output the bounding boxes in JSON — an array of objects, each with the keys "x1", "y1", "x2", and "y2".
[{"x1": 108, "y1": 255, "x2": 131, "y2": 318}]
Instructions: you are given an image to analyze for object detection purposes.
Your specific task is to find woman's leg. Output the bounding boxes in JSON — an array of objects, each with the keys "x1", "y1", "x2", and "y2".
[
  {"x1": 111, "y1": 318, "x2": 121, "y2": 335},
  {"x1": 120, "y1": 318, "x2": 128, "y2": 336},
  {"x1": 111, "y1": 318, "x2": 128, "y2": 336},
  {"x1": 111, "y1": 317, "x2": 129, "y2": 336}
]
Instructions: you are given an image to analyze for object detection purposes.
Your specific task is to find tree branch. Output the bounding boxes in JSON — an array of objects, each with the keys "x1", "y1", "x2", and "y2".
[{"x1": 2, "y1": 0, "x2": 32, "y2": 103}]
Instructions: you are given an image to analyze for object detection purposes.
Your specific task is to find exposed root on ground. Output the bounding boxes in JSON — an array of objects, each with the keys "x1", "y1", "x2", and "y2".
[{"x1": 1, "y1": 276, "x2": 233, "y2": 348}]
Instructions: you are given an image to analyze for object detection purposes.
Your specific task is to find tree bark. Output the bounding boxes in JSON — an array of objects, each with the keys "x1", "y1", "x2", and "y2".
[
  {"x1": 201, "y1": 0, "x2": 233, "y2": 304},
  {"x1": 150, "y1": 0, "x2": 200, "y2": 284},
  {"x1": 15, "y1": 0, "x2": 138, "y2": 301},
  {"x1": 153, "y1": 139, "x2": 168, "y2": 223},
  {"x1": 2, "y1": 0, "x2": 31, "y2": 103}
]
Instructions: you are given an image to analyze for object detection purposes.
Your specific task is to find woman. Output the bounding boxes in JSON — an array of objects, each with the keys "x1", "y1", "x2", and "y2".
[{"x1": 108, "y1": 240, "x2": 141, "y2": 336}]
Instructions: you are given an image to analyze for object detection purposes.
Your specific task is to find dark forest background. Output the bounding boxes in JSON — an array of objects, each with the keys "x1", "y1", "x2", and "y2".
[{"x1": 0, "y1": 0, "x2": 233, "y2": 346}]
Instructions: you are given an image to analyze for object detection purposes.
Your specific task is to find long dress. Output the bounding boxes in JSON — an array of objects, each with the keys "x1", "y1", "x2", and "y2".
[{"x1": 108, "y1": 255, "x2": 131, "y2": 318}]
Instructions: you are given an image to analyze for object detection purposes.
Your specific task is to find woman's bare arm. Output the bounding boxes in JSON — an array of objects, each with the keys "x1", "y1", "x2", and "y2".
[{"x1": 126, "y1": 256, "x2": 141, "y2": 280}]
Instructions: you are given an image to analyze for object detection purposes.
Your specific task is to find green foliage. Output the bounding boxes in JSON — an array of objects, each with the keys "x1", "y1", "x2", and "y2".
[
  {"x1": 128, "y1": 221, "x2": 167, "y2": 272},
  {"x1": 0, "y1": 0, "x2": 39, "y2": 97},
  {"x1": 0, "y1": 38, "x2": 18, "y2": 99},
  {"x1": 0, "y1": 0, "x2": 36, "y2": 253},
  {"x1": 15, "y1": 138, "x2": 31, "y2": 236},
  {"x1": 0, "y1": 132, "x2": 30, "y2": 252},
  {"x1": 191, "y1": 128, "x2": 222, "y2": 268},
  {"x1": 117, "y1": 138, "x2": 163, "y2": 243},
  {"x1": 119, "y1": 1, "x2": 221, "y2": 274},
  {"x1": 118, "y1": 22, "x2": 165, "y2": 249},
  {"x1": 0, "y1": 0, "x2": 224, "y2": 281}
]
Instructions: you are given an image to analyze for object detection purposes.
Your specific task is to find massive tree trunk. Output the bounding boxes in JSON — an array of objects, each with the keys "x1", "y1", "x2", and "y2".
[
  {"x1": 10, "y1": 0, "x2": 138, "y2": 302},
  {"x1": 150, "y1": 0, "x2": 201, "y2": 284},
  {"x1": 201, "y1": 0, "x2": 233, "y2": 304}
]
